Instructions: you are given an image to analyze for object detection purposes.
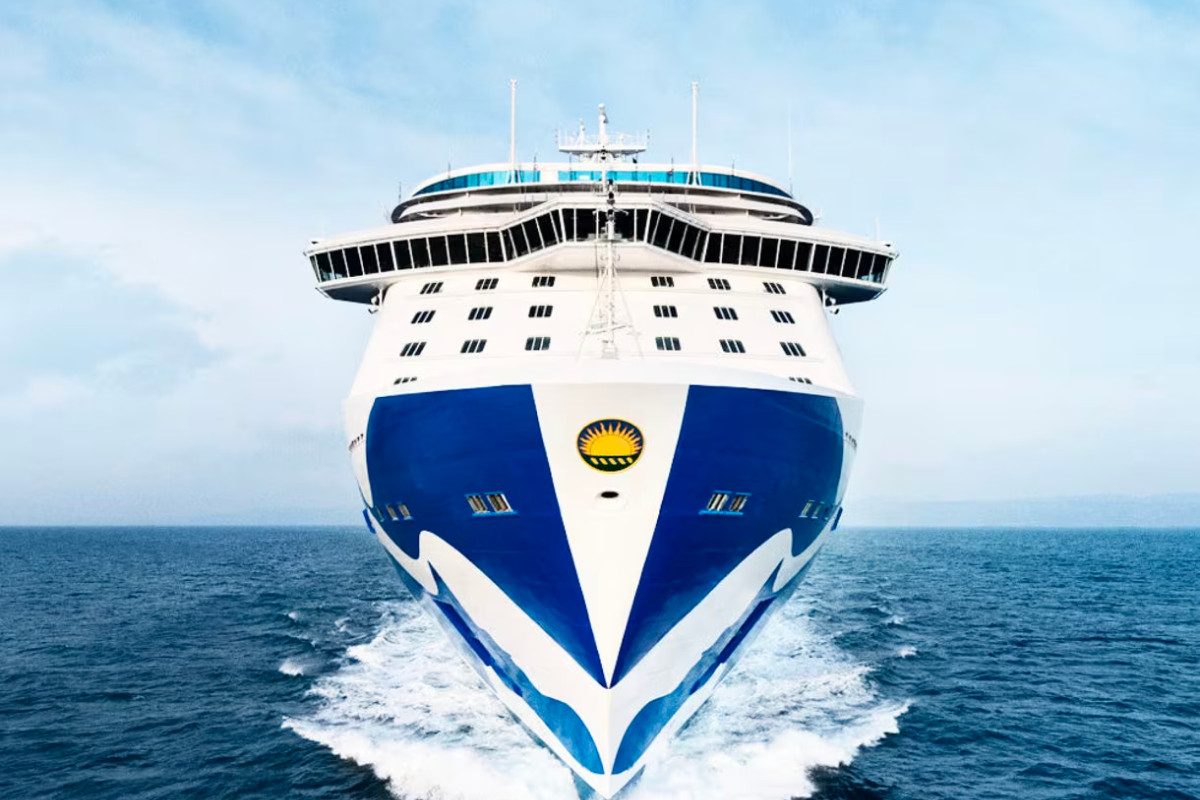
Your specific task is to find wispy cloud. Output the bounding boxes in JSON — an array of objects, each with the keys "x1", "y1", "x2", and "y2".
[{"x1": 0, "y1": 0, "x2": 1196, "y2": 522}]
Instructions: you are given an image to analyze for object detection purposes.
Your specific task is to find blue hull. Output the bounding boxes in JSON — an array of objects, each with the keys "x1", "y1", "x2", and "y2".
[{"x1": 359, "y1": 382, "x2": 847, "y2": 792}]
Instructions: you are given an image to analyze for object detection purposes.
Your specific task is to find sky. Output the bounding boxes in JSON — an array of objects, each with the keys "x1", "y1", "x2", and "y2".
[{"x1": 1, "y1": 1, "x2": 1197, "y2": 525}]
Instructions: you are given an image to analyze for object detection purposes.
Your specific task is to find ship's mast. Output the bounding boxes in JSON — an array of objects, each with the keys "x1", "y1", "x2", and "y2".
[
  {"x1": 562, "y1": 104, "x2": 646, "y2": 358},
  {"x1": 597, "y1": 170, "x2": 621, "y2": 357}
]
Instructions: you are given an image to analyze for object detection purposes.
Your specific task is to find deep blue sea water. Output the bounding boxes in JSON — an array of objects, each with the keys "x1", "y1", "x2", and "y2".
[{"x1": 1, "y1": 527, "x2": 1196, "y2": 800}]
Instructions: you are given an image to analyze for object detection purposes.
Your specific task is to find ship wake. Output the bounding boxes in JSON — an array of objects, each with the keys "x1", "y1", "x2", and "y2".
[{"x1": 283, "y1": 597, "x2": 907, "y2": 800}]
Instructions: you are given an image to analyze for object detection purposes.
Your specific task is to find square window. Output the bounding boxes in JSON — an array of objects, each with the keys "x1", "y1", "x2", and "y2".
[
  {"x1": 740, "y1": 236, "x2": 761, "y2": 266},
  {"x1": 536, "y1": 214, "x2": 557, "y2": 246},
  {"x1": 523, "y1": 219, "x2": 543, "y2": 251},
  {"x1": 651, "y1": 215, "x2": 673, "y2": 248},
  {"x1": 812, "y1": 244, "x2": 830, "y2": 274},
  {"x1": 777, "y1": 239, "x2": 797, "y2": 269},
  {"x1": 532, "y1": 275, "x2": 556, "y2": 287},
  {"x1": 650, "y1": 275, "x2": 675, "y2": 288},
  {"x1": 344, "y1": 247, "x2": 363, "y2": 277},
  {"x1": 760, "y1": 238, "x2": 779, "y2": 268},
  {"x1": 720, "y1": 235, "x2": 741, "y2": 264},
  {"x1": 419, "y1": 281, "x2": 442, "y2": 295},
  {"x1": 476, "y1": 277, "x2": 499, "y2": 291},
  {"x1": 653, "y1": 305, "x2": 678, "y2": 318},
  {"x1": 465, "y1": 233, "x2": 487, "y2": 263},
  {"x1": 525, "y1": 336, "x2": 551, "y2": 351},
  {"x1": 466, "y1": 494, "x2": 488, "y2": 514},
  {"x1": 485, "y1": 231, "x2": 504, "y2": 262},
  {"x1": 708, "y1": 278, "x2": 731, "y2": 290},
  {"x1": 528, "y1": 304, "x2": 553, "y2": 318},
  {"x1": 703, "y1": 233, "x2": 722, "y2": 263},
  {"x1": 428, "y1": 236, "x2": 449, "y2": 267},
  {"x1": 447, "y1": 234, "x2": 467, "y2": 264},
  {"x1": 468, "y1": 306, "x2": 493, "y2": 321},
  {"x1": 360, "y1": 244, "x2": 379, "y2": 274}
]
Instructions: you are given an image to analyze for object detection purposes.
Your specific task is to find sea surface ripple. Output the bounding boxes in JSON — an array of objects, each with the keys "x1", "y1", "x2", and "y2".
[{"x1": 0, "y1": 527, "x2": 1196, "y2": 799}]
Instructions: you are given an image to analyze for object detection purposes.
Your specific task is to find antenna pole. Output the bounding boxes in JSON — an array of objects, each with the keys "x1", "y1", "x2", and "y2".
[
  {"x1": 690, "y1": 81, "x2": 699, "y2": 178},
  {"x1": 787, "y1": 103, "x2": 794, "y2": 196},
  {"x1": 508, "y1": 79, "x2": 517, "y2": 170}
]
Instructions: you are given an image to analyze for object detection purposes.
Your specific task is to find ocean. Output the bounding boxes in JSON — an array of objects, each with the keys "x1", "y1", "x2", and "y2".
[{"x1": 1, "y1": 527, "x2": 1196, "y2": 800}]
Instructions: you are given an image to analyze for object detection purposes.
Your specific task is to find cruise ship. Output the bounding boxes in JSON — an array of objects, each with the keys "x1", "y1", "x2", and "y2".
[{"x1": 305, "y1": 93, "x2": 898, "y2": 797}]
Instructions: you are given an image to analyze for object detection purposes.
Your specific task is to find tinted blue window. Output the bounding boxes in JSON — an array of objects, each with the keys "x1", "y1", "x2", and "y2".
[
  {"x1": 416, "y1": 170, "x2": 540, "y2": 195},
  {"x1": 417, "y1": 168, "x2": 786, "y2": 197}
]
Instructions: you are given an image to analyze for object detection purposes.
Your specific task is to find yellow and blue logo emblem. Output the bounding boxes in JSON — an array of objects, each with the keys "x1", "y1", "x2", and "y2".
[{"x1": 577, "y1": 419, "x2": 644, "y2": 472}]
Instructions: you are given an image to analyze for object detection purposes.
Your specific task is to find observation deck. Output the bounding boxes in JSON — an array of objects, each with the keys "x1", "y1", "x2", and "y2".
[{"x1": 305, "y1": 164, "x2": 898, "y2": 307}]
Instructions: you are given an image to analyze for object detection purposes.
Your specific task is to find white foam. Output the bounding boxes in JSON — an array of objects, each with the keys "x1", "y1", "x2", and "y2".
[
  {"x1": 285, "y1": 596, "x2": 907, "y2": 800},
  {"x1": 286, "y1": 610, "x2": 300, "y2": 621},
  {"x1": 896, "y1": 646, "x2": 918, "y2": 659},
  {"x1": 626, "y1": 597, "x2": 908, "y2": 799},
  {"x1": 279, "y1": 655, "x2": 320, "y2": 677},
  {"x1": 283, "y1": 601, "x2": 574, "y2": 800}
]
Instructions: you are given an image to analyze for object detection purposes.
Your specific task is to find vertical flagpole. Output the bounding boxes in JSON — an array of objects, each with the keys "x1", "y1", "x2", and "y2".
[
  {"x1": 509, "y1": 79, "x2": 517, "y2": 173},
  {"x1": 787, "y1": 102, "x2": 794, "y2": 196},
  {"x1": 690, "y1": 81, "x2": 699, "y2": 181}
]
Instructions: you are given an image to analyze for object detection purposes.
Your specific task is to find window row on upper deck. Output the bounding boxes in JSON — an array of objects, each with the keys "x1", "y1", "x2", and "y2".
[
  {"x1": 414, "y1": 169, "x2": 790, "y2": 198},
  {"x1": 310, "y1": 206, "x2": 891, "y2": 285}
]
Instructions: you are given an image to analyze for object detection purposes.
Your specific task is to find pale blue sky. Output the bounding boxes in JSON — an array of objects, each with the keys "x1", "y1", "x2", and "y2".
[{"x1": 1, "y1": 1, "x2": 1197, "y2": 524}]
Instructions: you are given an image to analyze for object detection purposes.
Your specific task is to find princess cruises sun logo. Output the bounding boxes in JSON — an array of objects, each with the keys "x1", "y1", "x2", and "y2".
[{"x1": 577, "y1": 419, "x2": 644, "y2": 472}]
